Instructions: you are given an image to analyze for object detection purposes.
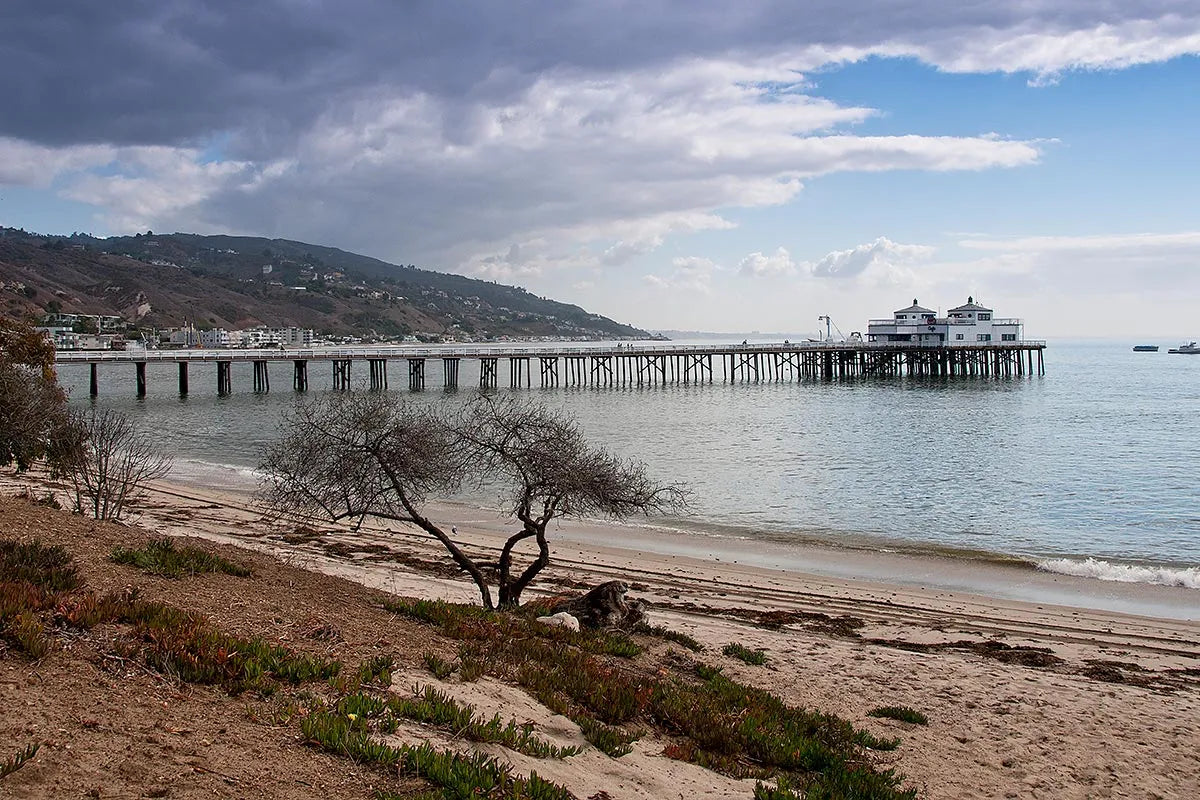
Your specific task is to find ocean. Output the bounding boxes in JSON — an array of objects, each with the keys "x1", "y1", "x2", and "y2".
[{"x1": 54, "y1": 339, "x2": 1200, "y2": 594}]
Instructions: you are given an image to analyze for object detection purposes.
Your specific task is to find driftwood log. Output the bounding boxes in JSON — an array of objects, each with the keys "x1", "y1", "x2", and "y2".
[{"x1": 553, "y1": 580, "x2": 646, "y2": 630}]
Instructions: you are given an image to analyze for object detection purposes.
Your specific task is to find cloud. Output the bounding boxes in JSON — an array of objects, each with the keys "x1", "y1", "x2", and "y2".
[
  {"x1": 959, "y1": 231, "x2": 1200, "y2": 252},
  {"x1": 643, "y1": 256, "x2": 720, "y2": 294},
  {"x1": 810, "y1": 237, "x2": 936, "y2": 279},
  {"x1": 949, "y1": 230, "x2": 1200, "y2": 294},
  {"x1": 3, "y1": 1, "x2": 1196, "y2": 291},
  {"x1": 739, "y1": 247, "x2": 798, "y2": 277},
  {"x1": 0, "y1": 138, "x2": 114, "y2": 187},
  {"x1": 3, "y1": 3, "x2": 1197, "y2": 150},
  {"x1": 13, "y1": 63, "x2": 1037, "y2": 273}
]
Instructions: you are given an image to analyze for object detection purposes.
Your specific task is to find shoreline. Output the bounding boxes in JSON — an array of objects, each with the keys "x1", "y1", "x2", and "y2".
[
  {"x1": 19, "y1": 458, "x2": 1200, "y2": 621},
  {"x1": 5, "y1": 468, "x2": 1195, "y2": 635},
  {"x1": 157, "y1": 461, "x2": 1200, "y2": 621},
  {"x1": 166, "y1": 456, "x2": 1200, "y2": 611}
]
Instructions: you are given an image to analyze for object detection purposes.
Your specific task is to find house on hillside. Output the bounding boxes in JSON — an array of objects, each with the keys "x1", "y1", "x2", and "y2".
[{"x1": 867, "y1": 297, "x2": 1022, "y2": 344}]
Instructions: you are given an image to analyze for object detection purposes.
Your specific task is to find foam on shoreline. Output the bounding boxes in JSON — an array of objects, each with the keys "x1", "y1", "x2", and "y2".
[{"x1": 1038, "y1": 557, "x2": 1200, "y2": 589}]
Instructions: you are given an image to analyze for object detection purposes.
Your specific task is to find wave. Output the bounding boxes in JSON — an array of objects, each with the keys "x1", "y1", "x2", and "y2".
[
  {"x1": 170, "y1": 458, "x2": 263, "y2": 489},
  {"x1": 1037, "y1": 557, "x2": 1200, "y2": 589}
]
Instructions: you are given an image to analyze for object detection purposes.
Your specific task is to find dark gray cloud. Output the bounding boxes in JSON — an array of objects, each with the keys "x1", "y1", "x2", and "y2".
[{"x1": 3, "y1": 0, "x2": 1196, "y2": 150}]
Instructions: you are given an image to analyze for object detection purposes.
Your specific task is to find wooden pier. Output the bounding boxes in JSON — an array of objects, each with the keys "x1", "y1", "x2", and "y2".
[{"x1": 57, "y1": 341, "x2": 1046, "y2": 396}]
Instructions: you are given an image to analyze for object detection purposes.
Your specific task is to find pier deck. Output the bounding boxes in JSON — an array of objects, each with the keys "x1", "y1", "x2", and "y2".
[{"x1": 56, "y1": 341, "x2": 1046, "y2": 396}]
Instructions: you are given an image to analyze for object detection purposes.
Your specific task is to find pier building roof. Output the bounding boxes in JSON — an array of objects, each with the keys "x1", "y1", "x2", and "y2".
[
  {"x1": 894, "y1": 299, "x2": 935, "y2": 315},
  {"x1": 948, "y1": 296, "x2": 992, "y2": 313}
]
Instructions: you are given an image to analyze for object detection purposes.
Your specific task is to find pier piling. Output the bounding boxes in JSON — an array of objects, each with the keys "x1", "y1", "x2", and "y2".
[
  {"x1": 253, "y1": 360, "x2": 270, "y2": 393},
  {"x1": 216, "y1": 362, "x2": 232, "y2": 395},
  {"x1": 369, "y1": 359, "x2": 388, "y2": 391},
  {"x1": 293, "y1": 360, "x2": 308, "y2": 392},
  {"x1": 408, "y1": 358, "x2": 425, "y2": 391},
  {"x1": 331, "y1": 360, "x2": 351, "y2": 390}
]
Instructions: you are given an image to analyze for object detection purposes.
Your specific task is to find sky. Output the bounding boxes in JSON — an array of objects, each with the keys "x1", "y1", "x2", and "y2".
[{"x1": 2, "y1": 2, "x2": 1199, "y2": 338}]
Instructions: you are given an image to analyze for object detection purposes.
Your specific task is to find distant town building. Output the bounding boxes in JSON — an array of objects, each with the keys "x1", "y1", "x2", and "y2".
[
  {"x1": 867, "y1": 297, "x2": 1022, "y2": 344},
  {"x1": 186, "y1": 325, "x2": 314, "y2": 349},
  {"x1": 35, "y1": 327, "x2": 121, "y2": 350}
]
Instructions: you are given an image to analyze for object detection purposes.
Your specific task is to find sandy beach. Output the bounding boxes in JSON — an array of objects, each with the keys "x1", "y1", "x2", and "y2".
[{"x1": 2, "y1": 470, "x2": 1198, "y2": 799}]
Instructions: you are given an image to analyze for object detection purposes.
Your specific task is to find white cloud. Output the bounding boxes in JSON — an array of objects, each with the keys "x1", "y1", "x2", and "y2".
[
  {"x1": 11, "y1": 54, "x2": 1040, "y2": 276},
  {"x1": 959, "y1": 231, "x2": 1200, "y2": 252},
  {"x1": 0, "y1": 138, "x2": 114, "y2": 187},
  {"x1": 643, "y1": 256, "x2": 720, "y2": 294},
  {"x1": 739, "y1": 247, "x2": 798, "y2": 277},
  {"x1": 811, "y1": 237, "x2": 936, "y2": 280}
]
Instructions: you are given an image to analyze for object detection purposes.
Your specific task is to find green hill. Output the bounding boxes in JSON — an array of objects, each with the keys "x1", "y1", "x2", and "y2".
[{"x1": 0, "y1": 228, "x2": 648, "y2": 341}]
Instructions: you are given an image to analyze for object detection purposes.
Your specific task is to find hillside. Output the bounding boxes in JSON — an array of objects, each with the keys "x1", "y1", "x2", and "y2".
[{"x1": 0, "y1": 228, "x2": 649, "y2": 340}]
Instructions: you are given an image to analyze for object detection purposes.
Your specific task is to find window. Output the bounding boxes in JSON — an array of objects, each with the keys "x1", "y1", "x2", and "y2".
[
  {"x1": 977, "y1": 333, "x2": 992, "y2": 342},
  {"x1": 1001, "y1": 333, "x2": 1016, "y2": 341},
  {"x1": 978, "y1": 313, "x2": 991, "y2": 320},
  {"x1": 955, "y1": 333, "x2": 964, "y2": 340}
]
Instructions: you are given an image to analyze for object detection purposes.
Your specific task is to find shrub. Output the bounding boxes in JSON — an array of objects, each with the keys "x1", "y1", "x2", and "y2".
[
  {"x1": 0, "y1": 540, "x2": 80, "y2": 592},
  {"x1": 302, "y1": 710, "x2": 575, "y2": 798},
  {"x1": 635, "y1": 622, "x2": 704, "y2": 652},
  {"x1": 723, "y1": 642, "x2": 767, "y2": 665},
  {"x1": 868, "y1": 706, "x2": 929, "y2": 726},
  {"x1": 422, "y1": 651, "x2": 455, "y2": 680},
  {"x1": 577, "y1": 717, "x2": 638, "y2": 757},
  {"x1": 111, "y1": 538, "x2": 251, "y2": 578}
]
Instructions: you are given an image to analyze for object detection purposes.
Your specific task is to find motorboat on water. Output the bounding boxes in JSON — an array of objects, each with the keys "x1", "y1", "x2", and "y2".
[
  {"x1": 1167, "y1": 341, "x2": 1199, "y2": 354},
  {"x1": 1132, "y1": 345, "x2": 1159, "y2": 352}
]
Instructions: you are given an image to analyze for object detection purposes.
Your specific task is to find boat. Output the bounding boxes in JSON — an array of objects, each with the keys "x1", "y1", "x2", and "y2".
[
  {"x1": 1133, "y1": 345, "x2": 1159, "y2": 352},
  {"x1": 1167, "y1": 341, "x2": 1199, "y2": 354}
]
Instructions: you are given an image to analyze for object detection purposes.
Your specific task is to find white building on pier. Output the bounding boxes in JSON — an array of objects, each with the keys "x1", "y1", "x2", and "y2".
[{"x1": 867, "y1": 297, "x2": 1022, "y2": 345}]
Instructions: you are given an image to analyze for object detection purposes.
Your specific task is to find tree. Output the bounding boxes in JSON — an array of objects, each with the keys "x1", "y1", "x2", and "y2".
[
  {"x1": 65, "y1": 409, "x2": 172, "y2": 521},
  {"x1": 456, "y1": 396, "x2": 684, "y2": 607},
  {"x1": 0, "y1": 317, "x2": 75, "y2": 472},
  {"x1": 258, "y1": 394, "x2": 683, "y2": 609}
]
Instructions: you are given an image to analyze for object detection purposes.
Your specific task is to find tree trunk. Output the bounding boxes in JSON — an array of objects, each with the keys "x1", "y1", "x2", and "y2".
[{"x1": 499, "y1": 523, "x2": 551, "y2": 608}]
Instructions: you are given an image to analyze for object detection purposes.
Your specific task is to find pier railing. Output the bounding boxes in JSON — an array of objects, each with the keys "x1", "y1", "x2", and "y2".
[
  {"x1": 55, "y1": 339, "x2": 1047, "y2": 363},
  {"x1": 56, "y1": 339, "x2": 1046, "y2": 397}
]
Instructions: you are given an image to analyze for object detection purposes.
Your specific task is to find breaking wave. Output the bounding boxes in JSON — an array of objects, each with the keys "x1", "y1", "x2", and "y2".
[{"x1": 1037, "y1": 557, "x2": 1200, "y2": 589}]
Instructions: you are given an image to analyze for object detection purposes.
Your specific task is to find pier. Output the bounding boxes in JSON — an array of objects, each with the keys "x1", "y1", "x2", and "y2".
[{"x1": 56, "y1": 341, "x2": 1045, "y2": 396}]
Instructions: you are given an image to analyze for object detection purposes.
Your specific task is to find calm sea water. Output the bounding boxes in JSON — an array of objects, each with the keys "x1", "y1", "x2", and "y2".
[{"x1": 55, "y1": 340, "x2": 1200, "y2": 588}]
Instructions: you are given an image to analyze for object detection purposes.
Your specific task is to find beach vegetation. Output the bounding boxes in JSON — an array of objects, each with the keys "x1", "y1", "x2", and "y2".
[
  {"x1": 634, "y1": 622, "x2": 705, "y2": 651},
  {"x1": 723, "y1": 641, "x2": 768, "y2": 665},
  {"x1": 868, "y1": 705, "x2": 929, "y2": 725},
  {"x1": 376, "y1": 594, "x2": 911, "y2": 792},
  {"x1": 0, "y1": 539, "x2": 81, "y2": 592},
  {"x1": 301, "y1": 710, "x2": 574, "y2": 799},
  {"x1": 111, "y1": 537, "x2": 252, "y2": 578},
  {"x1": 0, "y1": 743, "x2": 39, "y2": 781},
  {"x1": 63, "y1": 408, "x2": 172, "y2": 521},
  {"x1": 576, "y1": 717, "x2": 639, "y2": 757},
  {"x1": 422, "y1": 650, "x2": 455, "y2": 679},
  {"x1": 342, "y1": 684, "x2": 584, "y2": 758},
  {"x1": 259, "y1": 393, "x2": 684, "y2": 609}
]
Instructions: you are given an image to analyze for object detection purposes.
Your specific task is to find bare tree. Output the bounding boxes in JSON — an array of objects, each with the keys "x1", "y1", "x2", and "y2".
[
  {"x1": 67, "y1": 409, "x2": 173, "y2": 521},
  {"x1": 259, "y1": 393, "x2": 499, "y2": 603},
  {"x1": 456, "y1": 395, "x2": 685, "y2": 607},
  {"x1": 258, "y1": 393, "x2": 683, "y2": 609}
]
